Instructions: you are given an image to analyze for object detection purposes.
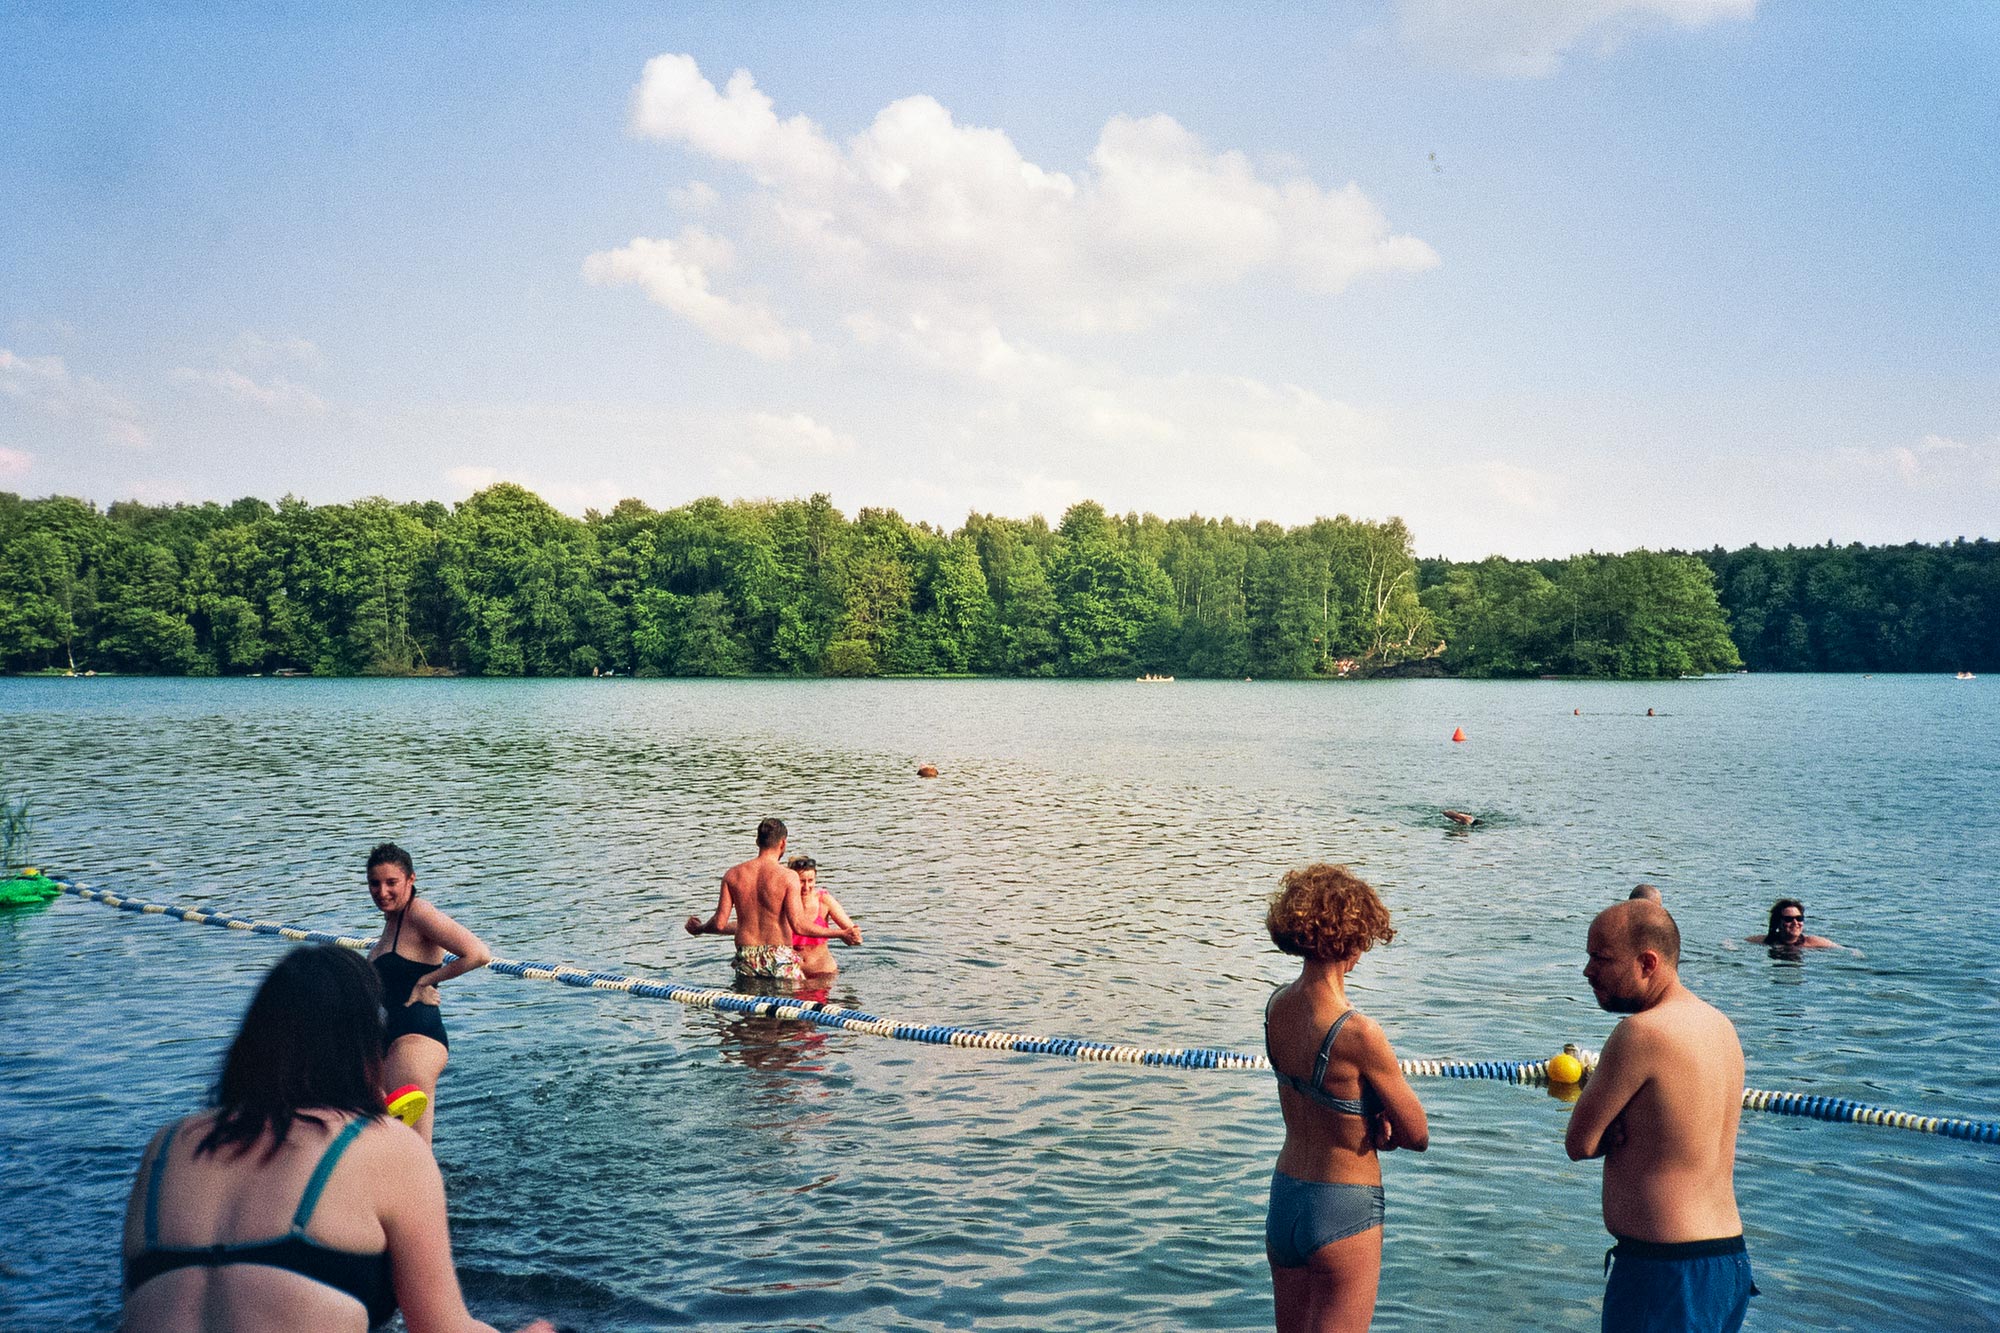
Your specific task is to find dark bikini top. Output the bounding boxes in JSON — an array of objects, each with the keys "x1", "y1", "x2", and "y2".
[
  {"x1": 372, "y1": 910, "x2": 432, "y2": 1008},
  {"x1": 124, "y1": 1117, "x2": 398, "y2": 1328},
  {"x1": 1265, "y1": 995, "x2": 1385, "y2": 1118}
]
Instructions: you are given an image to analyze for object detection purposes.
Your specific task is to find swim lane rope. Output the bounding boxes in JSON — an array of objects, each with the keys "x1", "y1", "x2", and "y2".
[{"x1": 54, "y1": 882, "x2": 2000, "y2": 1147}]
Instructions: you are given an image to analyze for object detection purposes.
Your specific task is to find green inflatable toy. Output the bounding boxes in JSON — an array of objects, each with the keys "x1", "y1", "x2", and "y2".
[{"x1": 0, "y1": 869, "x2": 60, "y2": 908}]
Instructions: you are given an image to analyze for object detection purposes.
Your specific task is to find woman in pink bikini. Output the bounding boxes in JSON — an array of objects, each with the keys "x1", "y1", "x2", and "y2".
[{"x1": 787, "y1": 857, "x2": 861, "y2": 976}]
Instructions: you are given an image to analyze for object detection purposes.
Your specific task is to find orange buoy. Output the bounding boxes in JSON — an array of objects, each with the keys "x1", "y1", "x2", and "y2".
[
  {"x1": 1450, "y1": 727, "x2": 1466, "y2": 743},
  {"x1": 1573, "y1": 708, "x2": 1580, "y2": 716},
  {"x1": 917, "y1": 764, "x2": 939, "y2": 778}
]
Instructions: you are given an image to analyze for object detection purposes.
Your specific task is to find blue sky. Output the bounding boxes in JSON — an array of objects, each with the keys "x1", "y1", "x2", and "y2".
[{"x1": 3, "y1": 1, "x2": 1995, "y2": 558}]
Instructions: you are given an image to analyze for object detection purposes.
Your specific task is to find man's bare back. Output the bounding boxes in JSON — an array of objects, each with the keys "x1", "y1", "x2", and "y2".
[{"x1": 685, "y1": 820, "x2": 860, "y2": 958}]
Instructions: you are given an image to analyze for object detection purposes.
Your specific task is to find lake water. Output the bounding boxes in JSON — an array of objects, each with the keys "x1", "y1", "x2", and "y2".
[{"x1": 2, "y1": 675, "x2": 1996, "y2": 1331}]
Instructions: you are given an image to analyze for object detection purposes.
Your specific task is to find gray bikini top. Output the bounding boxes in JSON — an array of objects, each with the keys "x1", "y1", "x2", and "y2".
[{"x1": 1265, "y1": 996, "x2": 1385, "y2": 1118}]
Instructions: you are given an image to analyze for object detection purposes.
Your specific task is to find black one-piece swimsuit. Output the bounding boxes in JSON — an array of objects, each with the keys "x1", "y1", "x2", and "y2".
[{"x1": 374, "y1": 910, "x2": 448, "y2": 1049}]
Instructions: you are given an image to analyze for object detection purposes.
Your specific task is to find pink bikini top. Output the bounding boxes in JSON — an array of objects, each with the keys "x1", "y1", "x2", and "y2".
[{"x1": 791, "y1": 900, "x2": 830, "y2": 951}]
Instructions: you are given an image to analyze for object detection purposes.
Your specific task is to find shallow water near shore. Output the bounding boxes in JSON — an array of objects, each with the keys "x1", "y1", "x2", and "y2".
[{"x1": 2, "y1": 674, "x2": 1997, "y2": 1331}]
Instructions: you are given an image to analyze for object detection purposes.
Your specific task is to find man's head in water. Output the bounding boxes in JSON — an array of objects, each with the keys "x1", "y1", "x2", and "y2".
[
  {"x1": 1266, "y1": 863, "x2": 1395, "y2": 964},
  {"x1": 366, "y1": 842, "x2": 417, "y2": 912},
  {"x1": 1584, "y1": 900, "x2": 1681, "y2": 1014},
  {"x1": 1766, "y1": 898, "x2": 1806, "y2": 944},
  {"x1": 1629, "y1": 883, "x2": 1662, "y2": 902},
  {"x1": 756, "y1": 818, "x2": 787, "y2": 852}
]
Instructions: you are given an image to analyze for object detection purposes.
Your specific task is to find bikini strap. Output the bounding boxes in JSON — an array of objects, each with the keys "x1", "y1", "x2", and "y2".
[
  {"x1": 1311, "y1": 1009, "x2": 1355, "y2": 1092},
  {"x1": 387, "y1": 908, "x2": 406, "y2": 954},
  {"x1": 142, "y1": 1121, "x2": 180, "y2": 1247},
  {"x1": 291, "y1": 1118, "x2": 369, "y2": 1233}
]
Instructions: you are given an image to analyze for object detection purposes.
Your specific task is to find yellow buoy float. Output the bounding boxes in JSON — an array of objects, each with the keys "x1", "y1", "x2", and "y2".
[{"x1": 1547, "y1": 1052, "x2": 1584, "y2": 1085}]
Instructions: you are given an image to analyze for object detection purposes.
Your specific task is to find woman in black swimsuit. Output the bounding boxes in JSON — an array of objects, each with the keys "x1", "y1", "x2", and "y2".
[
  {"x1": 365, "y1": 843, "x2": 491, "y2": 1145},
  {"x1": 120, "y1": 944, "x2": 551, "y2": 1333}
]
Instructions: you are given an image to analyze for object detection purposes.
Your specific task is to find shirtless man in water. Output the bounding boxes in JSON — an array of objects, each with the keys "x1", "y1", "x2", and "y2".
[
  {"x1": 685, "y1": 818, "x2": 860, "y2": 982},
  {"x1": 1567, "y1": 899, "x2": 1757, "y2": 1333}
]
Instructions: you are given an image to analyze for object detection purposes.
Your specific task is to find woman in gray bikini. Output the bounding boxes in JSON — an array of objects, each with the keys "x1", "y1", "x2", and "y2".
[{"x1": 1264, "y1": 864, "x2": 1429, "y2": 1333}]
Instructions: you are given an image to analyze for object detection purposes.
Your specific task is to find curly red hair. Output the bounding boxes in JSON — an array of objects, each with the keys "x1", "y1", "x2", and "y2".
[{"x1": 1266, "y1": 863, "x2": 1395, "y2": 961}]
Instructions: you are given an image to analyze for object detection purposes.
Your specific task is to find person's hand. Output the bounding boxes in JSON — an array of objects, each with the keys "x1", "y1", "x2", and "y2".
[
  {"x1": 1368, "y1": 1112, "x2": 1398, "y2": 1152},
  {"x1": 409, "y1": 983, "x2": 441, "y2": 1007},
  {"x1": 684, "y1": 915, "x2": 703, "y2": 936},
  {"x1": 842, "y1": 927, "x2": 863, "y2": 946},
  {"x1": 1603, "y1": 1117, "x2": 1628, "y2": 1154}
]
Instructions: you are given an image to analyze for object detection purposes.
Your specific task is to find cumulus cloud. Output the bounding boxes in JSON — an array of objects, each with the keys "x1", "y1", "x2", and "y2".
[
  {"x1": 583, "y1": 229, "x2": 809, "y2": 360},
  {"x1": 0, "y1": 445, "x2": 32, "y2": 478},
  {"x1": 1480, "y1": 459, "x2": 1561, "y2": 509},
  {"x1": 1395, "y1": 0, "x2": 1757, "y2": 78},
  {"x1": 1848, "y1": 432, "x2": 1999, "y2": 489},
  {"x1": 0, "y1": 347, "x2": 150, "y2": 446},
  {"x1": 594, "y1": 55, "x2": 1437, "y2": 349},
  {"x1": 744, "y1": 410, "x2": 857, "y2": 457},
  {"x1": 172, "y1": 366, "x2": 328, "y2": 414}
]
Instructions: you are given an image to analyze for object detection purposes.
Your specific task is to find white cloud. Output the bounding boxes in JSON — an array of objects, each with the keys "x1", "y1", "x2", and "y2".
[
  {"x1": 231, "y1": 332, "x2": 320, "y2": 367},
  {"x1": 1395, "y1": 0, "x2": 1757, "y2": 78},
  {"x1": 0, "y1": 347, "x2": 150, "y2": 446},
  {"x1": 0, "y1": 446, "x2": 32, "y2": 479},
  {"x1": 582, "y1": 230, "x2": 808, "y2": 360},
  {"x1": 172, "y1": 366, "x2": 328, "y2": 414},
  {"x1": 599, "y1": 55, "x2": 1437, "y2": 347},
  {"x1": 1480, "y1": 459, "x2": 1560, "y2": 510},
  {"x1": 1847, "y1": 432, "x2": 1998, "y2": 489},
  {"x1": 744, "y1": 410, "x2": 857, "y2": 458}
]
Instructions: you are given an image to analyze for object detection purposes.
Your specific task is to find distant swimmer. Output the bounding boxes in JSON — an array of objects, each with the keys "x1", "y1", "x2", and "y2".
[
  {"x1": 1443, "y1": 810, "x2": 1477, "y2": 827},
  {"x1": 1646, "y1": 708, "x2": 1656, "y2": 717},
  {"x1": 687, "y1": 818, "x2": 859, "y2": 983},
  {"x1": 1263, "y1": 864, "x2": 1429, "y2": 1333},
  {"x1": 1745, "y1": 899, "x2": 1840, "y2": 950},
  {"x1": 1629, "y1": 884, "x2": 1662, "y2": 903},
  {"x1": 787, "y1": 856, "x2": 862, "y2": 977},
  {"x1": 1568, "y1": 900, "x2": 1756, "y2": 1332}
]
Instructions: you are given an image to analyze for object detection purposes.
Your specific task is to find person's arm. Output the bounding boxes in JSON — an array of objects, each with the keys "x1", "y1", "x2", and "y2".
[
  {"x1": 1351, "y1": 1015, "x2": 1428, "y2": 1152},
  {"x1": 686, "y1": 878, "x2": 736, "y2": 936},
  {"x1": 820, "y1": 891, "x2": 862, "y2": 945},
  {"x1": 407, "y1": 899, "x2": 492, "y2": 999},
  {"x1": 1565, "y1": 1020, "x2": 1645, "y2": 1160},
  {"x1": 379, "y1": 1125, "x2": 530, "y2": 1333},
  {"x1": 1744, "y1": 934, "x2": 1768, "y2": 944}
]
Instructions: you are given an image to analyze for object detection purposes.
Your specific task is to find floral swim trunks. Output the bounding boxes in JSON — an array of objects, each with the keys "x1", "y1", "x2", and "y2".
[{"x1": 733, "y1": 944, "x2": 805, "y2": 981}]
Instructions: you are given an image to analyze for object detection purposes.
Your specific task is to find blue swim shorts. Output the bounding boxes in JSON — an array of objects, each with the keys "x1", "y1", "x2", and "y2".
[
  {"x1": 1602, "y1": 1234, "x2": 1757, "y2": 1333},
  {"x1": 1265, "y1": 1171, "x2": 1384, "y2": 1268}
]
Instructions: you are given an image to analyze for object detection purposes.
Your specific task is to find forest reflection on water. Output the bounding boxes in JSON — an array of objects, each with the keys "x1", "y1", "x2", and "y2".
[{"x1": 0, "y1": 674, "x2": 1996, "y2": 1331}]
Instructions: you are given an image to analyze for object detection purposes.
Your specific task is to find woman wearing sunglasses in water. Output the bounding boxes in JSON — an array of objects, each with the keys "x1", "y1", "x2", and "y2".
[{"x1": 1747, "y1": 899, "x2": 1842, "y2": 949}]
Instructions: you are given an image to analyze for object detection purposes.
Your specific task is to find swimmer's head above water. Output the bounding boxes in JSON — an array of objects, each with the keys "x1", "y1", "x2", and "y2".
[
  {"x1": 366, "y1": 841, "x2": 417, "y2": 912},
  {"x1": 1266, "y1": 863, "x2": 1396, "y2": 963},
  {"x1": 756, "y1": 817, "x2": 788, "y2": 851},
  {"x1": 1767, "y1": 898, "x2": 1805, "y2": 941}
]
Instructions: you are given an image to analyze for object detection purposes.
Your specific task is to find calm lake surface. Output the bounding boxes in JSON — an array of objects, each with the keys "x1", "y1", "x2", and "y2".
[{"x1": 2, "y1": 675, "x2": 1997, "y2": 1331}]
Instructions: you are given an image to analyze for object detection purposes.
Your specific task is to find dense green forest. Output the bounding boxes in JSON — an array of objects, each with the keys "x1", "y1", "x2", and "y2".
[{"x1": 0, "y1": 487, "x2": 1990, "y2": 679}]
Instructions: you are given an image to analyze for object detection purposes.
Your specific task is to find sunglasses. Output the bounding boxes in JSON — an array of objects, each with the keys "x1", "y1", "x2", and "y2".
[{"x1": 1778, "y1": 914, "x2": 1805, "y2": 924}]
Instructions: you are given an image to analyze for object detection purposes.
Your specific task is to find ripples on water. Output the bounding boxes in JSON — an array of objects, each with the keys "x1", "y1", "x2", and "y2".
[{"x1": 2, "y1": 676, "x2": 1997, "y2": 1330}]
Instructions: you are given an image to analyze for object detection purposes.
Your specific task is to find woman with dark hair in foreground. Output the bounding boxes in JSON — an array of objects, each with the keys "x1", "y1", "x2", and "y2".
[
  {"x1": 120, "y1": 945, "x2": 550, "y2": 1333},
  {"x1": 1264, "y1": 864, "x2": 1430, "y2": 1333}
]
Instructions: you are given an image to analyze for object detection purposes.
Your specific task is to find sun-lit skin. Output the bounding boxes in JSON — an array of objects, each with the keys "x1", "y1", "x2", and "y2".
[{"x1": 367, "y1": 862, "x2": 416, "y2": 915}]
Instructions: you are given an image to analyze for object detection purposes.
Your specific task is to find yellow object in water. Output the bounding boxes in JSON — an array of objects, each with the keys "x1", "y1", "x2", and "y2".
[
  {"x1": 385, "y1": 1084, "x2": 429, "y2": 1127},
  {"x1": 1547, "y1": 1052, "x2": 1584, "y2": 1084}
]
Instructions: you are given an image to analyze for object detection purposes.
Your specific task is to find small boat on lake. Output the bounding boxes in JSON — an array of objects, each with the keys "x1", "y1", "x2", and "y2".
[{"x1": 1137, "y1": 673, "x2": 1175, "y2": 683}]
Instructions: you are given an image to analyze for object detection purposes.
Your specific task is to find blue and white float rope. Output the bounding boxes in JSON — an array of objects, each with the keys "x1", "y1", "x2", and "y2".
[{"x1": 55, "y1": 882, "x2": 2000, "y2": 1146}]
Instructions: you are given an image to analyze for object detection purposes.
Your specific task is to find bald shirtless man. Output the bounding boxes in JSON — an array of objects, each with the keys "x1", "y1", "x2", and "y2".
[
  {"x1": 1567, "y1": 900, "x2": 1757, "y2": 1333},
  {"x1": 685, "y1": 818, "x2": 860, "y2": 982}
]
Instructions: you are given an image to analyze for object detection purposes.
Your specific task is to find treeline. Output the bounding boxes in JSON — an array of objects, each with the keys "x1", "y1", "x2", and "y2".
[
  {"x1": 0, "y1": 487, "x2": 1435, "y2": 679},
  {"x1": 1, "y1": 487, "x2": 1988, "y2": 679}
]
